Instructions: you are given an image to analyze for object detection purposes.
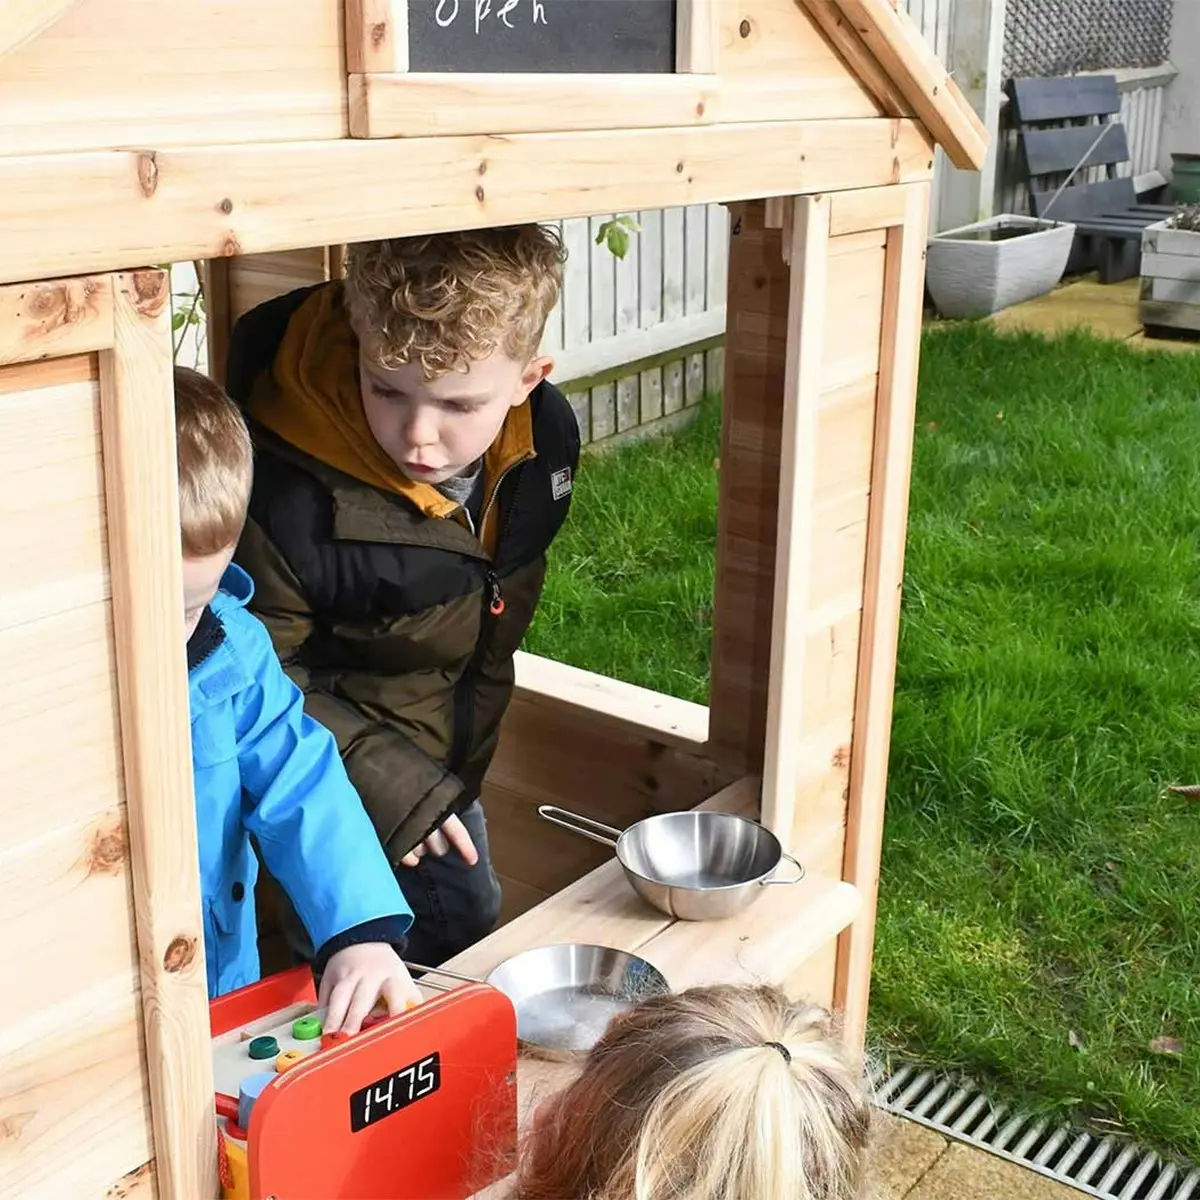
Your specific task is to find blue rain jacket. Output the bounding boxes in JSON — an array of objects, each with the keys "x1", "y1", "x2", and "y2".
[{"x1": 189, "y1": 564, "x2": 412, "y2": 997}]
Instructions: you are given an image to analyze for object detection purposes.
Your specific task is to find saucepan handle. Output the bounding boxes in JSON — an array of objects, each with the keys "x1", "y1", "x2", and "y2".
[
  {"x1": 537, "y1": 804, "x2": 623, "y2": 849},
  {"x1": 761, "y1": 852, "x2": 806, "y2": 886}
]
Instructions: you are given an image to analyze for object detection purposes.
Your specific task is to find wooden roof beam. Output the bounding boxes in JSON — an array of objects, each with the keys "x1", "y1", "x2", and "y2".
[{"x1": 797, "y1": 0, "x2": 988, "y2": 170}]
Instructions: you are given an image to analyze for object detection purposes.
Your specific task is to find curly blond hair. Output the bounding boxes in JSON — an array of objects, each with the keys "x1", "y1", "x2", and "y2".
[
  {"x1": 344, "y1": 225, "x2": 566, "y2": 378},
  {"x1": 174, "y1": 366, "x2": 253, "y2": 558},
  {"x1": 515, "y1": 984, "x2": 873, "y2": 1200}
]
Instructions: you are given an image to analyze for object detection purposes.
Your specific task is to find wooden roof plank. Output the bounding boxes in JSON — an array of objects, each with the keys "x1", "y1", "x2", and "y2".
[{"x1": 803, "y1": 0, "x2": 988, "y2": 171}]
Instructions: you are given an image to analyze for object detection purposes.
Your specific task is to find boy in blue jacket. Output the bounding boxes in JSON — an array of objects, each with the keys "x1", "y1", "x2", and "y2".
[{"x1": 176, "y1": 365, "x2": 420, "y2": 1032}]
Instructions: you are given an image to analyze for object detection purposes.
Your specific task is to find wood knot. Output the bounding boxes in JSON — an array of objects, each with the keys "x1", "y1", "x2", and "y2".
[
  {"x1": 0, "y1": 1112, "x2": 35, "y2": 1144},
  {"x1": 105, "y1": 1163, "x2": 154, "y2": 1199},
  {"x1": 475, "y1": 185, "x2": 486, "y2": 203},
  {"x1": 675, "y1": 161, "x2": 684, "y2": 173},
  {"x1": 739, "y1": 18, "x2": 751, "y2": 36},
  {"x1": 85, "y1": 820, "x2": 128, "y2": 876},
  {"x1": 136, "y1": 152, "x2": 159, "y2": 199},
  {"x1": 218, "y1": 197, "x2": 233, "y2": 215},
  {"x1": 222, "y1": 234, "x2": 242, "y2": 257},
  {"x1": 695, "y1": 100, "x2": 705, "y2": 117},
  {"x1": 163, "y1": 936, "x2": 197, "y2": 973},
  {"x1": 478, "y1": 159, "x2": 487, "y2": 175},
  {"x1": 24, "y1": 279, "x2": 105, "y2": 330},
  {"x1": 24, "y1": 283, "x2": 68, "y2": 321},
  {"x1": 127, "y1": 270, "x2": 169, "y2": 318},
  {"x1": 370, "y1": 20, "x2": 388, "y2": 48}
]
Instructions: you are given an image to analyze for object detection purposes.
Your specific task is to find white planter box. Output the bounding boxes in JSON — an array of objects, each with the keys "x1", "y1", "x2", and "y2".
[
  {"x1": 925, "y1": 215, "x2": 1075, "y2": 320},
  {"x1": 1139, "y1": 220, "x2": 1200, "y2": 334}
]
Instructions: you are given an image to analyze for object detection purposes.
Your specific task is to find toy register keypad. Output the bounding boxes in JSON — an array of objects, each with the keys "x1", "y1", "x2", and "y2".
[{"x1": 212, "y1": 1003, "x2": 334, "y2": 1106}]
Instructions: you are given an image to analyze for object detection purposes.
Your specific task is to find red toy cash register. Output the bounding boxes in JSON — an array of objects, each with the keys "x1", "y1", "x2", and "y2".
[{"x1": 209, "y1": 967, "x2": 518, "y2": 1199}]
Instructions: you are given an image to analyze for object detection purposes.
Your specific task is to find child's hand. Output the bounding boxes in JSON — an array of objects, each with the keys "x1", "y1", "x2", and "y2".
[
  {"x1": 319, "y1": 944, "x2": 422, "y2": 1033},
  {"x1": 400, "y1": 813, "x2": 479, "y2": 867}
]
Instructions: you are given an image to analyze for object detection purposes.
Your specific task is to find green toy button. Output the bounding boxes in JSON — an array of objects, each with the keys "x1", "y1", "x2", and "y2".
[
  {"x1": 247, "y1": 1036, "x2": 279, "y2": 1060},
  {"x1": 292, "y1": 1016, "x2": 322, "y2": 1041}
]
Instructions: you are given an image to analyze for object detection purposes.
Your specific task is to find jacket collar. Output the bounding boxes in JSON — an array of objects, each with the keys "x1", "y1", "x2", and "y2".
[{"x1": 188, "y1": 565, "x2": 256, "y2": 709}]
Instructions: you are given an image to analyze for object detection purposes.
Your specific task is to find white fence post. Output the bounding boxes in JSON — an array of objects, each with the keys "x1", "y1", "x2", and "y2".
[{"x1": 936, "y1": 0, "x2": 1007, "y2": 229}]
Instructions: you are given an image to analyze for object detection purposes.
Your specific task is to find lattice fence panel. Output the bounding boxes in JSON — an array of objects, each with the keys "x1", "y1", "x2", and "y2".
[{"x1": 1004, "y1": 0, "x2": 1173, "y2": 77}]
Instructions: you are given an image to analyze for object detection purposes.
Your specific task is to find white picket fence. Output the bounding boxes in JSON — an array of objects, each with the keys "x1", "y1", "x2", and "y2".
[{"x1": 539, "y1": 207, "x2": 729, "y2": 445}]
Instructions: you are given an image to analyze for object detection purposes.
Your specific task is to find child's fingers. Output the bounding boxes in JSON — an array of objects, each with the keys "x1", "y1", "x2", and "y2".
[
  {"x1": 341, "y1": 979, "x2": 378, "y2": 1035},
  {"x1": 399, "y1": 844, "x2": 427, "y2": 867},
  {"x1": 317, "y1": 967, "x2": 334, "y2": 1012},
  {"x1": 442, "y1": 815, "x2": 479, "y2": 865},
  {"x1": 382, "y1": 974, "x2": 421, "y2": 1014},
  {"x1": 324, "y1": 976, "x2": 353, "y2": 1033}
]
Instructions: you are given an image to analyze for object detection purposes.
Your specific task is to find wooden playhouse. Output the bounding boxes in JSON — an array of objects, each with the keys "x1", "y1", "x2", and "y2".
[{"x1": 0, "y1": 2, "x2": 985, "y2": 1196}]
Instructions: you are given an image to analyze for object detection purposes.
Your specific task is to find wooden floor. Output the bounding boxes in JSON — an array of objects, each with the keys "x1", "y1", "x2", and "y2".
[{"x1": 984, "y1": 272, "x2": 1200, "y2": 351}]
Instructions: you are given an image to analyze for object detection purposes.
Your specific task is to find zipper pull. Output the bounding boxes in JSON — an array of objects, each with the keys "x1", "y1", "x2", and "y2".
[{"x1": 488, "y1": 574, "x2": 505, "y2": 617}]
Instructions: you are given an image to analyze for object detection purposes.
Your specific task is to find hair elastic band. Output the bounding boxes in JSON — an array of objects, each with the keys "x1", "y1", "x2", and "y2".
[{"x1": 764, "y1": 1041, "x2": 791, "y2": 1064}]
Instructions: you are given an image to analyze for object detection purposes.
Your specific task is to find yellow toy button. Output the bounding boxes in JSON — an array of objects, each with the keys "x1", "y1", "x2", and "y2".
[{"x1": 275, "y1": 1049, "x2": 306, "y2": 1074}]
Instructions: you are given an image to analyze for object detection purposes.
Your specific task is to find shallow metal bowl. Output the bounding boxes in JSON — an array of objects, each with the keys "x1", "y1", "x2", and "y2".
[
  {"x1": 406, "y1": 943, "x2": 670, "y2": 1058},
  {"x1": 487, "y1": 943, "x2": 669, "y2": 1055}
]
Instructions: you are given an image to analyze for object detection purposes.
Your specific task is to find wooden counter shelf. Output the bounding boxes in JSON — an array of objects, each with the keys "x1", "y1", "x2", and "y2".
[{"x1": 444, "y1": 775, "x2": 862, "y2": 999}]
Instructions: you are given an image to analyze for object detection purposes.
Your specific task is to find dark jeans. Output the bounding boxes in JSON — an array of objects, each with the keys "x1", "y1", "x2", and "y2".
[{"x1": 279, "y1": 799, "x2": 504, "y2": 971}]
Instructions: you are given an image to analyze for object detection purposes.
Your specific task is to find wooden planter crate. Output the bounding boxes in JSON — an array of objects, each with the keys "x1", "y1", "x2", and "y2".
[
  {"x1": 1139, "y1": 220, "x2": 1200, "y2": 336},
  {"x1": 0, "y1": 1, "x2": 987, "y2": 1196}
]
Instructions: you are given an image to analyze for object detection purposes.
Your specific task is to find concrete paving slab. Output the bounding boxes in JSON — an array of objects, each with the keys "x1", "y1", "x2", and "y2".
[
  {"x1": 869, "y1": 1112, "x2": 949, "y2": 1199},
  {"x1": 906, "y1": 1142, "x2": 1084, "y2": 1200}
]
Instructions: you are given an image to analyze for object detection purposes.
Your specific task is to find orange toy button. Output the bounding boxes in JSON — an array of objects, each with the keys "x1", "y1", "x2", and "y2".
[
  {"x1": 321, "y1": 1030, "x2": 351, "y2": 1051},
  {"x1": 275, "y1": 1049, "x2": 306, "y2": 1073}
]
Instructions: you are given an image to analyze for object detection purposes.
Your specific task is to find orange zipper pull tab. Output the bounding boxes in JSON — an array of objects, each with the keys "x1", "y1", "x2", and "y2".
[{"x1": 488, "y1": 575, "x2": 505, "y2": 616}]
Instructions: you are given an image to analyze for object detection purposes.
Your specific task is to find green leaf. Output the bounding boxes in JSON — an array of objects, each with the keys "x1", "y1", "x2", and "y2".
[
  {"x1": 606, "y1": 225, "x2": 631, "y2": 259},
  {"x1": 172, "y1": 310, "x2": 187, "y2": 332}
]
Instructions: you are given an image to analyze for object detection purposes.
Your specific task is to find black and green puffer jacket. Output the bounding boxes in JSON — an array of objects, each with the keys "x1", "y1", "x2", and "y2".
[{"x1": 225, "y1": 284, "x2": 579, "y2": 863}]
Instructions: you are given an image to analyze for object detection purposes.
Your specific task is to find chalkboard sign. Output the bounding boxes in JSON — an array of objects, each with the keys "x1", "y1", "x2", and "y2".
[{"x1": 407, "y1": 0, "x2": 677, "y2": 73}]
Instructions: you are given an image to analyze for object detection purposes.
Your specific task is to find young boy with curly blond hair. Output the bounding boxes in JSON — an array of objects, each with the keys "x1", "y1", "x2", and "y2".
[
  {"x1": 175, "y1": 366, "x2": 419, "y2": 1029},
  {"x1": 225, "y1": 225, "x2": 579, "y2": 965}
]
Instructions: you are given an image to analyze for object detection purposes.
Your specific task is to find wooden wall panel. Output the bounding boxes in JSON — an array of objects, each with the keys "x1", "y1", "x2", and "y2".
[
  {"x1": 719, "y1": 0, "x2": 881, "y2": 119},
  {"x1": 0, "y1": 372, "x2": 108, "y2": 631},
  {"x1": 0, "y1": 0, "x2": 347, "y2": 156},
  {"x1": 835, "y1": 184, "x2": 933, "y2": 1048},
  {"x1": 709, "y1": 203, "x2": 883, "y2": 774},
  {"x1": 0, "y1": 357, "x2": 151, "y2": 1200}
]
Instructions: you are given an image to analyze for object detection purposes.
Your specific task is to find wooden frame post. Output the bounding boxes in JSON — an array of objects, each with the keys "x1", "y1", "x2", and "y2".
[
  {"x1": 760, "y1": 194, "x2": 830, "y2": 836},
  {"x1": 835, "y1": 183, "x2": 931, "y2": 1050},
  {"x1": 99, "y1": 271, "x2": 217, "y2": 1199}
]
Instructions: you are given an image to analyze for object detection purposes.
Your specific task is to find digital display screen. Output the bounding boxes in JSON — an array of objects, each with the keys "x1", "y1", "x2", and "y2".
[{"x1": 349, "y1": 1052, "x2": 441, "y2": 1133}]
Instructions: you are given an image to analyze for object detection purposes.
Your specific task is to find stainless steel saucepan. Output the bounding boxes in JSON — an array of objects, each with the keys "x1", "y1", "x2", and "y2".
[
  {"x1": 406, "y1": 943, "x2": 670, "y2": 1058},
  {"x1": 538, "y1": 805, "x2": 805, "y2": 921}
]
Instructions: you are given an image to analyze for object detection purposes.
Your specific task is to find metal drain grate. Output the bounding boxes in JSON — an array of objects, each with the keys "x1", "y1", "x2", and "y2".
[{"x1": 873, "y1": 1060, "x2": 1199, "y2": 1199}]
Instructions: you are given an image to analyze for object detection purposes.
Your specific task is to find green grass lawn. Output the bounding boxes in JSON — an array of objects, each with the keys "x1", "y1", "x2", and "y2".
[{"x1": 526, "y1": 324, "x2": 1200, "y2": 1158}]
